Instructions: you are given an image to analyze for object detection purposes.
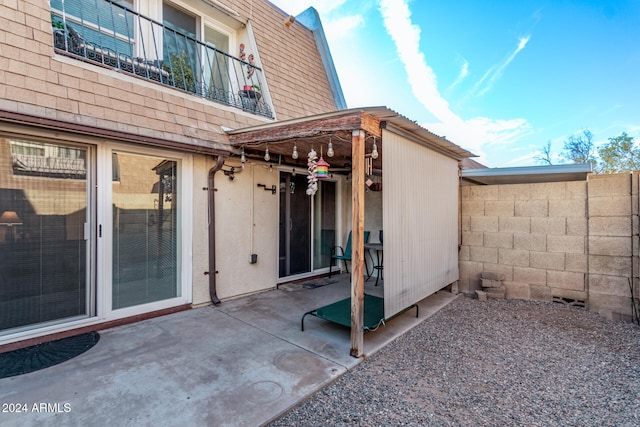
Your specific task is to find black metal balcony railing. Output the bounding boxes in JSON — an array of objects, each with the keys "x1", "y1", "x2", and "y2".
[{"x1": 50, "y1": 0, "x2": 273, "y2": 118}]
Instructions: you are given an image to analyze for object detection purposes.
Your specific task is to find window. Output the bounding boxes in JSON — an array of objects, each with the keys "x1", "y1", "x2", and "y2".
[
  {"x1": 0, "y1": 138, "x2": 93, "y2": 334},
  {"x1": 51, "y1": 0, "x2": 135, "y2": 57},
  {"x1": 10, "y1": 140, "x2": 87, "y2": 179}
]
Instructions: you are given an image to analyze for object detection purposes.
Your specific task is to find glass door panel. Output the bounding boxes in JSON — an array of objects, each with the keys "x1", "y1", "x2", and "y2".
[
  {"x1": 204, "y1": 25, "x2": 230, "y2": 101},
  {"x1": 0, "y1": 139, "x2": 91, "y2": 333},
  {"x1": 279, "y1": 172, "x2": 311, "y2": 277},
  {"x1": 313, "y1": 180, "x2": 336, "y2": 269},
  {"x1": 112, "y1": 152, "x2": 179, "y2": 309}
]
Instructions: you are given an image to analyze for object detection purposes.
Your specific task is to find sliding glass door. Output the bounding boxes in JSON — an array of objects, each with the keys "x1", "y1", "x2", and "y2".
[
  {"x1": 0, "y1": 138, "x2": 93, "y2": 334},
  {"x1": 111, "y1": 151, "x2": 180, "y2": 310},
  {"x1": 279, "y1": 172, "x2": 336, "y2": 278}
]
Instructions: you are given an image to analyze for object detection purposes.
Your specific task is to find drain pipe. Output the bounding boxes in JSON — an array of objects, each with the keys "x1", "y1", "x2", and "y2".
[{"x1": 207, "y1": 155, "x2": 226, "y2": 305}]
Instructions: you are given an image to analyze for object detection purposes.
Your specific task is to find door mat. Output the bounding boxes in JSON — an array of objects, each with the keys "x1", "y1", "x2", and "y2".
[{"x1": 0, "y1": 332, "x2": 100, "y2": 379}]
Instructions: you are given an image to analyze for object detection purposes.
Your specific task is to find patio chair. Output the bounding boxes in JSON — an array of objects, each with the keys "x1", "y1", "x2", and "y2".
[{"x1": 329, "y1": 231, "x2": 370, "y2": 277}]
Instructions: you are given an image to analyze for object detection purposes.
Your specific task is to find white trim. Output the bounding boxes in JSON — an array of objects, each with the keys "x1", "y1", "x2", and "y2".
[{"x1": 103, "y1": 143, "x2": 193, "y2": 321}]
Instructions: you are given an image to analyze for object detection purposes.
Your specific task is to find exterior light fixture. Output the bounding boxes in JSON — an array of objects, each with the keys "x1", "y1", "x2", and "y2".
[
  {"x1": 240, "y1": 146, "x2": 246, "y2": 168},
  {"x1": 371, "y1": 140, "x2": 379, "y2": 159},
  {"x1": 327, "y1": 139, "x2": 334, "y2": 157},
  {"x1": 292, "y1": 142, "x2": 298, "y2": 159},
  {"x1": 264, "y1": 144, "x2": 270, "y2": 162}
]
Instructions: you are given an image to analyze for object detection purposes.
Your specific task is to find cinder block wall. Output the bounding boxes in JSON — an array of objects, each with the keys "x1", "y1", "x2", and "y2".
[
  {"x1": 459, "y1": 173, "x2": 639, "y2": 322},
  {"x1": 587, "y1": 173, "x2": 639, "y2": 321}
]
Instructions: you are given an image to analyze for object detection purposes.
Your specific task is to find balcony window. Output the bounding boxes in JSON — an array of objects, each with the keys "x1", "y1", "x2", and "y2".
[{"x1": 51, "y1": 0, "x2": 272, "y2": 118}]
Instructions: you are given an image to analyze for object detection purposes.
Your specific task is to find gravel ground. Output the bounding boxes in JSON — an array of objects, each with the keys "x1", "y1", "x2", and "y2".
[{"x1": 270, "y1": 297, "x2": 640, "y2": 426}]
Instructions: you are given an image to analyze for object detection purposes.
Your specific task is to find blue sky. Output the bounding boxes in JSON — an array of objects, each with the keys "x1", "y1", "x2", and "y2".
[{"x1": 268, "y1": 0, "x2": 640, "y2": 167}]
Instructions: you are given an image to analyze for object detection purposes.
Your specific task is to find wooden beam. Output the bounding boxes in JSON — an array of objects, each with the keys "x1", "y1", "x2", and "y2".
[
  {"x1": 350, "y1": 129, "x2": 365, "y2": 358},
  {"x1": 228, "y1": 111, "x2": 381, "y2": 145}
]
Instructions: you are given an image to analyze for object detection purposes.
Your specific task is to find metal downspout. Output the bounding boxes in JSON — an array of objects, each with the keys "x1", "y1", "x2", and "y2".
[{"x1": 207, "y1": 155, "x2": 226, "y2": 305}]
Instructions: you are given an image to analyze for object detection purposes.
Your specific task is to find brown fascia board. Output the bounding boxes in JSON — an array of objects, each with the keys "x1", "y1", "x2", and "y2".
[
  {"x1": 0, "y1": 109, "x2": 231, "y2": 156},
  {"x1": 227, "y1": 110, "x2": 381, "y2": 146}
]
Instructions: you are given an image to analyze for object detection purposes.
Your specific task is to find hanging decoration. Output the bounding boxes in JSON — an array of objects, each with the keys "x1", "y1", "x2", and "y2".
[
  {"x1": 316, "y1": 156, "x2": 330, "y2": 179},
  {"x1": 306, "y1": 148, "x2": 318, "y2": 196},
  {"x1": 247, "y1": 54, "x2": 256, "y2": 80}
]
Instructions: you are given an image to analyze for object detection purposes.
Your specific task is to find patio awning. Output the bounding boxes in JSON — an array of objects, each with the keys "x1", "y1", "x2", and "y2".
[
  {"x1": 226, "y1": 106, "x2": 475, "y2": 358},
  {"x1": 226, "y1": 106, "x2": 476, "y2": 171}
]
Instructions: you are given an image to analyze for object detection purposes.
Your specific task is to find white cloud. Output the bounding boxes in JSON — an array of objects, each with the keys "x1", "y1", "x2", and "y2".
[
  {"x1": 472, "y1": 36, "x2": 530, "y2": 97},
  {"x1": 448, "y1": 59, "x2": 469, "y2": 91},
  {"x1": 377, "y1": 0, "x2": 532, "y2": 164},
  {"x1": 324, "y1": 14, "x2": 365, "y2": 40}
]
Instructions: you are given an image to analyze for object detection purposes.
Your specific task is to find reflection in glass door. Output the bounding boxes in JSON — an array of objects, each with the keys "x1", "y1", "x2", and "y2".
[
  {"x1": 0, "y1": 139, "x2": 92, "y2": 333},
  {"x1": 279, "y1": 173, "x2": 310, "y2": 277},
  {"x1": 279, "y1": 172, "x2": 336, "y2": 278},
  {"x1": 112, "y1": 152, "x2": 179, "y2": 309}
]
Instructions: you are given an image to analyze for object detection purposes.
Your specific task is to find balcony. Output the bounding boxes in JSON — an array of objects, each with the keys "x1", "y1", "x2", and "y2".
[{"x1": 51, "y1": 0, "x2": 273, "y2": 118}]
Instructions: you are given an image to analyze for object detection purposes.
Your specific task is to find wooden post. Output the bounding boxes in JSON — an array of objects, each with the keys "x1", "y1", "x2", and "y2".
[{"x1": 350, "y1": 129, "x2": 365, "y2": 357}]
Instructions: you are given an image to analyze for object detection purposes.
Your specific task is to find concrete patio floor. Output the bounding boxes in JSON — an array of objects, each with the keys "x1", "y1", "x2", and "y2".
[{"x1": 0, "y1": 275, "x2": 458, "y2": 426}]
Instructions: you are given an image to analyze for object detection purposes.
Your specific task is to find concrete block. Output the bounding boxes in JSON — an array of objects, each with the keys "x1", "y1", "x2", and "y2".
[
  {"x1": 484, "y1": 232, "x2": 513, "y2": 249},
  {"x1": 565, "y1": 253, "x2": 587, "y2": 273},
  {"x1": 513, "y1": 266, "x2": 547, "y2": 286},
  {"x1": 461, "y1": 200, "x2": 485, "y2": 216},
  {"x1": 530, "y1": 285, "x2": 552, "y2": 302},
  {"x1": 589, "y1": 236, "x2": 631, "y2": 257},
  {"x1": 475, "y1": 290, "x2": 488, "y2": 301},
  {"x1": 515, "y1": 200, "x2": 548, "y2": 217},
  {"x1": 481, "y1": 271, "x2": 506, "y2": 281},
  {"x1": 530, "y1": 251, "x2": 565, "y2": 271},
  {"x1": 466, "y1": 185, "x2": 499, "y2": 201},
  {"x1": 547, "y1": 270, "x2": 585, "y2": 291},
  {"x1": 588, "y1": 173, "x2": 631, "y2": 197},
  {"x1": 498, "y1": 248, "x2": 530, "y2": 267},
  {"x1": 588, "y1": 216, "x2": 630, "y2": 236},
  {"x1": 566, "y1": 181, "x2": 587, "y2": 199},
  {"x1": 462, "y1": 231, "x2": 484, "y2": 247},
  {"x1": 470, "y1": 216, "x2": 499, "y2": 232},
  {"x1": 460, "y1": 186, "x2": 471, "y2": 200},
  {"x1": 485, "y1": 200, "x2": 515, "y2": 217},
  {"x1": 459, "y1": 245, "x2": 470, "y2": 261},
  {"x1": 504, "y1": 281, "x2": 531, "y2": 300},
  {"x1": 485, "y1": 288, "x2": 506, "y2": 299},
  {"x1": 589, "y1": 293, "x2": 634, "y2": 320},
  {"x1": 482, "y1": 263, "x2": 514, "y2": 281},
  {"x1": 513, "y1": 233, "x2": 546, "y2": 251},
  {"x1": 470, "y1": 246, "x2": 498, "y2": 263},
  {"x1": 566, "y1": 217, "x2": 587, "y2": 236},
  {"x1": 481, "y1": 278, "x2": 504, "y2": 288},
  {"x1": 549, "y1": 199, "x2": 586, "y2": 218},
  {"x1": 499, "y1": 184, "x2": 533, "y2": 200},
  {"x1": 531, "y1": 217, "x2": 566, "y2": 235},
  {"x1": 547, "y1": 235, "x2": 585, "y2": 254},
  {"x1": 461, "y1": 215, "x2": 471, "y2": 232},
  {"x1": 459, "y1": 261, "x2": 484, "y2": 291},
  {"x1": 589, "y1": 196, "x2": 631, "y2": 217},
  {"x1": 549, "y1": 288, "x2": 587, "y2": 302},
  {"x1": 589, "y1": 254, "x2": 632, "y2": 277},
  {"x1": 535, "y1": 182, "x2": 570, "y2": 199},
  {"x1": 499, "y1": 217, "x2": 531, "y2": 233},
  {"x1": 589, "y1": 274, "x2": 632, "y2": 298}
]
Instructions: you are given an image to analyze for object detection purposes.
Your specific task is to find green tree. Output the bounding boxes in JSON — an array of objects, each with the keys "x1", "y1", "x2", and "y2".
[
  {"x1": 597, "y1": 132, "x2": 640, "y2": 173},
  {"x1": 561, "y1": 129, "x2": 597, "y2": 167}
]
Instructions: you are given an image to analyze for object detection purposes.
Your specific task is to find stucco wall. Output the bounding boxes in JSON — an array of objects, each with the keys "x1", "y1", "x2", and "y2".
[{"x1": 459, "y1": 173, "x2": 639, "y2": 322}]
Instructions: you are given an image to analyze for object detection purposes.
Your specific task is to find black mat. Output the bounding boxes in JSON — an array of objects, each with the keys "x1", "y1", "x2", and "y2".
[{"x1": 0, "y1": 332, "x2": 100, "y2": 379}]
